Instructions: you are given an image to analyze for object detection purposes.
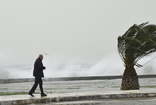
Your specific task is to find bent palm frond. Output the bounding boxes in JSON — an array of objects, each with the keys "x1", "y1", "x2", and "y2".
[{"x1": 118, "y1": 22, "x2": 156, "y2": 68}]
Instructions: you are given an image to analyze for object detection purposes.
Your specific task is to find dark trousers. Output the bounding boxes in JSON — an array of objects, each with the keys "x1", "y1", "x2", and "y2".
[{"x1": 29, "y1": 77, "x2": 44, "y2": 94}]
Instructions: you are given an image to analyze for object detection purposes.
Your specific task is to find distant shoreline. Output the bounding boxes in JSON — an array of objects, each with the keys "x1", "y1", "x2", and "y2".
[{"x1": 0, "y1": 75, "x2": 156, "y2": 83}]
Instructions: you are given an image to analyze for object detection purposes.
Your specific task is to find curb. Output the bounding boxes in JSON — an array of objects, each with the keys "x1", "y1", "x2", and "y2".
[{"x1": 0, "y1": 91, "x2": 156, "y2": 105}]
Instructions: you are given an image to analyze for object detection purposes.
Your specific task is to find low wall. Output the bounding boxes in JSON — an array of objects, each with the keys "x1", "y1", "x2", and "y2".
[{"x1": 0, "y1": 75, "x2": 156, "y2": 83}]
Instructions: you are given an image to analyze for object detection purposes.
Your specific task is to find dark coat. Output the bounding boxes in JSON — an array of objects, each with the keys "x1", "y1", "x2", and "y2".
[{"x1": 33, "y1": 58, "x2": 46, "y2": 78}]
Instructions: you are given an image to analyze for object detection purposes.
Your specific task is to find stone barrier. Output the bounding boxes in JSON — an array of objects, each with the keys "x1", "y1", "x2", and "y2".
[{"x1": 0, "y1": 75, "x2": 156, "y2": 83}]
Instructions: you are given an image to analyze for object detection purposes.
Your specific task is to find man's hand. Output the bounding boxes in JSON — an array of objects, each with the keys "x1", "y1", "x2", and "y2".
[{"x1": 43, "y1": 66, "x2": 46, "y2": 70}]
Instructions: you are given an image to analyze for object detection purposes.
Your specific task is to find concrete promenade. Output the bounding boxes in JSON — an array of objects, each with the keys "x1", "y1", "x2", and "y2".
[
  {"x1": 0, "y1": 76, "x2": 156, "y2": 105},
  {"x1": 0, "y1": 89, "x2": 156, "y2": 105}
]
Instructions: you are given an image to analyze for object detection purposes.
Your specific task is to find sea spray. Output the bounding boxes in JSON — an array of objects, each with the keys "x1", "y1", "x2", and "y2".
[
  {"x1": 0, "y1": 52, "x2": 156, "y2": 79},
  {"x1": 89, "y1": 53, "x2": 124, "y2": 76},
  {"x1": 0, "y1": 51, "x2": 11, "y2": 78}
]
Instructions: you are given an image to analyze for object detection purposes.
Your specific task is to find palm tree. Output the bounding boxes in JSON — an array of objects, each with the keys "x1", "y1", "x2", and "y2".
[{"x1": 118, "y1": 22, "x2": 156, "y2": 90}]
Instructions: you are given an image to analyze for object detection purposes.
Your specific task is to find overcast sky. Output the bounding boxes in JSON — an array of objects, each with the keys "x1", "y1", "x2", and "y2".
[{"x1": 0, "y1": 0, "x2": 156, "y2": 65}]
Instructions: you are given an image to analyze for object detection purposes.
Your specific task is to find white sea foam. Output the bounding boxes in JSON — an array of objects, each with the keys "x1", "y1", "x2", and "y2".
[{"x1": 0, "y1": 52, "x2": 156, "y2": 79}]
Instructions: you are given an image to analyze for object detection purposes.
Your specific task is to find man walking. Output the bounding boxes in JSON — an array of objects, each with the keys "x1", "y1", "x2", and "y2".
[{"x1": 28, "y1": 54, "x2": 47, "y2": 97}]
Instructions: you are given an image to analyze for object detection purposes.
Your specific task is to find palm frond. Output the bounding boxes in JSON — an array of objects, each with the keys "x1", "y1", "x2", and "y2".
[{"x1": 118, "y1": 22, "x2": 156, "y2": 68}]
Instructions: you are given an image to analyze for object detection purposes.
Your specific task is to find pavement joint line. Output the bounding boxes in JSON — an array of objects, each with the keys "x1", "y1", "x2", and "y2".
[{"x1": 0, "y1": 90, "x2": 156, "y2": 105}]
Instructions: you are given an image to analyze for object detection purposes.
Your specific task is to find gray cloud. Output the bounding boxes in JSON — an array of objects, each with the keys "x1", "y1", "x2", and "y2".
[{"x1": 0, "y1": 0, "x2": 156, "y2": 65}]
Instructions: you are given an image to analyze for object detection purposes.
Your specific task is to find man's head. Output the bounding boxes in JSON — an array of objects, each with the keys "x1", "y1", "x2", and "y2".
[{"x1": 39, "y1": 54, "x2": 44, "y2": 60}]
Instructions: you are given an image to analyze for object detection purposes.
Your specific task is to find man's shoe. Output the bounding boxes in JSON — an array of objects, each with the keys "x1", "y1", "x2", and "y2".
[
  {"x1": 28, "y1": 93, "x2": 34, "y2": 97},
  {"x1": 41, "y1": 93, "x2": 47, "y2": 97}
]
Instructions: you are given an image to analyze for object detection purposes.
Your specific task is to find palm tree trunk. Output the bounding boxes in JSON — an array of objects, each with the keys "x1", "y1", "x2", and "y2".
[{"x1": 120, "y1": 68, "x2": 140, "y2": 90}]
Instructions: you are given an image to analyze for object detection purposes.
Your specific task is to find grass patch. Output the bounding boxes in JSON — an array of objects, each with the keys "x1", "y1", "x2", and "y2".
[
  {"x1": 111, "y1": 85, "x2": 156, "y2": 89},
  {"x1": 111, "y1": 86, "x2": 120, "y2": 88},
  {"x1": 59, "y1": 92, "x2": 66, "y2": 93},
  {"x1": 98, "y1": 87, "x2": 105, "y2": 88},
  {"x1": 140, "y1": 85, "x2": 156, "y2": 88},
  {"x1": 45, "y1": 88, "x2": 57, "y2": 90},
  {"x1": 0, "y1": 88, "x2": 8, "y2": 90},
  {"x1": 0, "y1": 92, "x2": 28, "y2": 96},
  {"x1": 98, "y1": 86, "x2": 120, "y2": 88},
  {"x1": 67, "y1": 87, "x2": 81, "y2": 90}
]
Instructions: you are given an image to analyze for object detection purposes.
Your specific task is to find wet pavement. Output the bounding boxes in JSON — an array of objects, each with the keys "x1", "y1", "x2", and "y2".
[
  {"x1": 1, "y1": 89, "x2": 156, "y2": 105},
  {"x1": 0, "y1": 78, "x2": 156, "y2": 95},
  {"x1": 0, "y1": 79, "x2": 121, "y2": 95},
  {"x1": 1, "y1": 78, "x2": 156, "y2": 105},
  {"x1": 29, "y1": 97, "x2": 156, "y2": 105}
]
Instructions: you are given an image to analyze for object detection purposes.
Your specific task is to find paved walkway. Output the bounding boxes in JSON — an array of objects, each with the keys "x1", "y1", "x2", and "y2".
[
  {"x1": 1, "y1": 78, "x2": 156, "y2": 95},
  {"x1": 1, "y1": 78, "x2": 156, "y2": 105},
  {"x1": 0, "y1": 89, "x2": 156, "y2": 105}
]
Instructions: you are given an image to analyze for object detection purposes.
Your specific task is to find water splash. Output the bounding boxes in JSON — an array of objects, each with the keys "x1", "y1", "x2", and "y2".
[{"x1": 0, "y1": 52, "x2": 156, "y2": 79}]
